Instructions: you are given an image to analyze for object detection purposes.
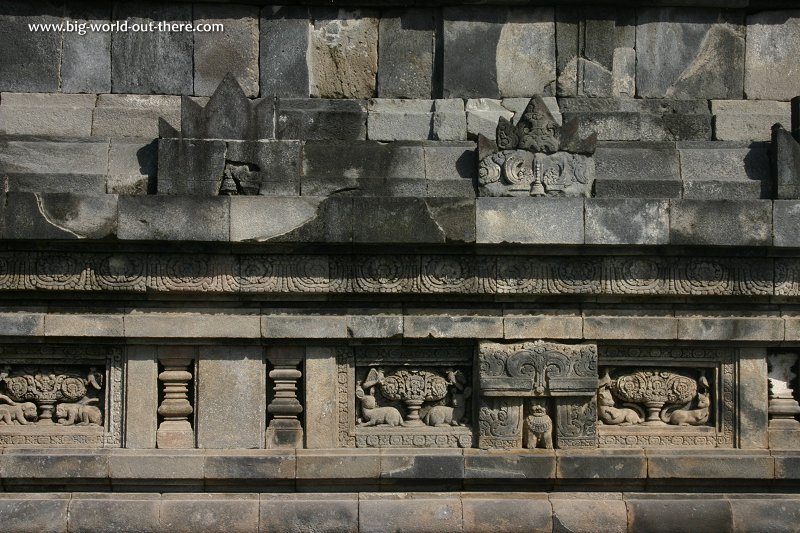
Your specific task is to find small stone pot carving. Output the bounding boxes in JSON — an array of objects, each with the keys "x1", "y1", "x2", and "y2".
[{"x1": 611, "y1": 370, "x2": 697, "y2": 425}]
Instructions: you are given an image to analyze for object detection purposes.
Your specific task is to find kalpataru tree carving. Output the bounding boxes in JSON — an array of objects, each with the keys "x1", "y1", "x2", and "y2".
[
  {"x1": 477, "y1": 95, "x2": 597, "y2": 198},
  {"x1": 478, "y1": 340, "x2": 598, "y2": 449},
  {"x1": 597, "y1": 347, "x2": 734, "y2": 448},
  {"x1": 338, "y1": 347, "x2": 474, "y2": 448},
  {"x1": 598, "y1": 369, "x2": 710, "y2": 427},
  {"x1": 0, "y1": 346, "x2": 121, "y2": 448}
]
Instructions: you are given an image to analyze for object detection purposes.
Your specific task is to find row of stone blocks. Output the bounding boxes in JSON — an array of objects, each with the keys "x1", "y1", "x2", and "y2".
[
  {"x1": 1, "y1": 489, "x2": 797, "y2": 533},
  {"x1": 0, "y1": 92, "x2": 792, "y2": 144},
  {"x1": 3, "y1": 3, "x2": 800, "y2": 101},
  {"x1": 3, "y1": 193, "x2": 799, "y2": 246}
]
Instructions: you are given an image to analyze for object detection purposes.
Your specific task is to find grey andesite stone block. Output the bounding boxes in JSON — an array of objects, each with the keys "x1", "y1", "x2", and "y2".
[
  {"x1": 277, "y1": 99, "x2": 366, "y2": 140},
  {"x1": 0, "y1": 139, "x2": 109, "y2": 176},
  {"x1": 260, "y1": 494, "x2": 359, "y2": 533},
  {"x1": 594, "y1": 142, "x2": 680, "y2": 181},
  {"x1": 462, "y1": 495, "x2": 552, "y2": 533},
  {"x1": 353, "y1": 197, "x2": 475, "y2": 244},
  {"x1": 773, "y1": 126, "x2": 800, "y2": 199},
  {"x1": 93, "y1": 94, "x2": 181, "y2": 138},
  {"x1": 194, "y1": 4, "x2": 259, "y2": 98},
  {"x1": 159, "y1": 494, "x2": 259, "y2": 533},
  {"x1": 712, "y1": 100, "x2": 791, "y2": 141},
  {"x1": 61, "y1": 3, "x2": 111, "y2": 93},
  {"x1": 309, "y1": 9, "x2": 378, "y2": 98},
  {"x1": 774, "y1": 200, "x2": 800, "y2": 247},
  {"x1": 157, "y1": 139, "x2": 226, "y2": 195},
  {"x1": 111, "y1": 3, "x2": 193, "y2": 94},
  {"x1": 745, "y1": 10, "x2": 800, "y2": 100},
  {"x1": 378, "y1": 9, "x2": 434, "y2": 99},
  {"x1": 260, "y1": 6, "x2": 310, "y2": 98},
  {"x1": 232, "y1": 196, "x2": 352, "y2": 243},
  {"x1": 118, "y1": 196, "x2": 230, "y2": 242},
  {"x1": 636, "y1": 8, "x2": 744, "y2": 99},
  {"x1": 125, "y1": 346, "x2": 159, "y2": 449},
  {"x1": 627, "y1": 499, "x2": 732, "y2": 533},
  {"x1": 5, "y1": 193, "x2": 118, "y2": 240},
  {"x1": 444, "y1": 7, "x2": 555, "y2": 98},
  {"x1": 0, "y1": 94, "x2": 95, "y2": 136},
  {"x1": 477, "y1": 197, "x2": 584, "y2": 244},
  {"x1": 669, "y1": 199, "x2": 772, "y2": 246},
  {"x1": 360, "y1": 494, "x2": 463, "y2": 533},
  {"x1": 0, "y1": 3, "x2": 62, "y2": 92},
  {"x1": 197, "y1": 346, "x2": 264, "y2": 449},
  {"x1": 551, "y1": 498, "x2": 627, "y2": 533},
  {"x1": 0, "y1": 495, "x2": 70, "y2": 533},
  {"x1": 69, "y1": 494, "x2": 160, "y2": 533},
  {"x1": 585, "y1": 199, "x2": 669, "y2": 245}
]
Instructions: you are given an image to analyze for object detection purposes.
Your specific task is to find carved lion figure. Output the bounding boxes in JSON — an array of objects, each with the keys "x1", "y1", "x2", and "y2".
[
  {"x1": 0, "y1": 401, "x2": 37, "y2": 425},
  {"x1": 56, "y1": 399, "x2": 102, "y2": 426}
]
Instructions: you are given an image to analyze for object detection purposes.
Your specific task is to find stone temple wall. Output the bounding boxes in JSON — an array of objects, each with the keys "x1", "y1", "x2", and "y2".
[{"x1": 2, "y1": 1, "x2": 800, "y2": 531}]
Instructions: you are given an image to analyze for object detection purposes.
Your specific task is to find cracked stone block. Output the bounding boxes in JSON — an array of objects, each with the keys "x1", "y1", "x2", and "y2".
[
  {"x1": 231, "y1": 196, "x2": 351, "y2": 243},
  {"x1": 0, "y1": 3, "x2": 62, "y2": 92},
  {"x1": 309, "y1": 9, "x2": 378, "y2": 98},
  {"x1": 712, "y1": 99, "x2": 791, "y2": 141},
  {"x1": 118, "y1": 196, "x2": 230, "y2": 241},
  {"x1": 157, "y1": 139, "x2": 226, "y2": 195},
  {"x1": 225, "y1": 140, "x2": 302, "y2": 196},
  {"x1": 353, "y1": 197, "x2": 475, "y2": 244},
  {"x1": 62, "y1": 3, "x2": 111, "y2": 93},
  {"x1": 260, "y1": 6, "x2": 310, "y2": 98},
  {"x1": 551, "y1": 498, "x2": 627, "y2": 533},
  {"x1": 111, "y1": 3, "x2": 193, "y2": 94},
  {"x1": 745, "y1": 10, "x2": 800, "y2": 100},
  {"x1": 378, "y1": 9, "x2": 434, "y2": 98},
  {"x1": 0, "y1": 139, "x2": 109, "y2": 176},
  {"x1": 5, "y1": 192, "x2": 118, "y2": 240},
  {"x1": 194, "y1": 4, "x2": 259, "y2": 98},
  {"x1": 773, "y1": 125, "x2": 800, "y2": 199},
  {"x1": 444, "y1": 7, "x2": 555, "y2": 98},
  {"x1": 276, "y1": 99, "x2": 366, "y2": 141},
  {"x1": 107, "y1": 139, "x2": 157, "y2": 195},
  {"x1": 368, "y1": 99, "x2": 434, "y2": 141},
  {"x1": 466, "y1": 98, "x2": 560, "y2": 140},
  {"x1": 637, "y1": 8, "x2": 744, "y2": 99}
]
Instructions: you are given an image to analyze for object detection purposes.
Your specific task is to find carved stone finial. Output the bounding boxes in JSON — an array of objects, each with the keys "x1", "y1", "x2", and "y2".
[
  {"x1": 156, "y1": 356, "x2": 194, "y2": 449},
  {"x1": 265, "y1": 347, "x2": 304, "y2": 448}
]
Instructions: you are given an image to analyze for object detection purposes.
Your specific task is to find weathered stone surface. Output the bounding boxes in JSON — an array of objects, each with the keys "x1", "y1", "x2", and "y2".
[
  {"x1": 558, "y1": 450, "x2": 647, "y2": 480},
  {"x1": 463, "y1": 450, "x2": 557, "y2": 480},
  {"x1": 669, "y1": 199, "x2": 772, "y2": 246},
  {"x1": 594, "y1": 179, "x2": 682, "y2": 198},
  {"x1": 466, "y1": 99, "x2": 513, "y2": 140},
  {"x1": 424, "y1": 143, "x2": 477, "y2": 181},
  {"x1": 773, "y1": 126, "x2": 800, "y2": 199},
  {"x1": 44, "y1": 314, "x2": 123, "y2": 337},
  {"x1": 636, "y1": 9, "x2": 744, "y2": 99},
  {"x1": 503, "y1": 311, "x2": 583, "y2": 340},
  {"x1": 360, "y1": 493, "x2": 463, "y2": 533},
  {"x1": 194, "y1": 4, "x2": 259, "y2": 98},
  {"x1": 197, "y1": 346, "x2": 264, "y2": 449},
  {"x1": 159, "y1": 494, "x2": 259, "y2": 533},
  {"x1": 260, "y1": 494, "x2": 359, "y2": 533},
  {"x1": 443, "y1": 7, "x2": 555, "y2": 99},
  {"x1": 404, "y1": 311, "x2": 503, "y2": 339},
  {"x1": 0, "y1": 3, "x2": 61, "y2": 92},
  {"x1": 612, "y1": 47, "x2": 635, "y2": 96},
  {"x1": 382, "y1": 450, "x2": 466, "y2": 480},
  {"x1": 107, "y1": 139, "x2": 157, "y2": 195},
  {"x1": 476, "y1": 197, "x2": 584, "y2": 244},
  {"x1": 676, "y1": 314, "x2": 783, "y2": 341},
  {"x1": 745, "y1": 10, "x2": 800, "y2": 100},
  {"x1": 260, "y1": 6, "x2": 309, "y2": 98},
  {"x1": 109, "y1": 452, "x2": 204, "y2": 482},
  {"x1": 551, "y1": 498, "x2": 627, "y2": 533},
  {"x1": 111, "y1": 3, "x2": 193, "y2": 94},
  {"x1": 378, "y1": 9, "x2": 434, "y2": 99},
  {"x1": 353, "y1": 197, "x2": 475, "y2": 243},
  {"x1": 682, "y1": 180, "x2": 764, "y2": 200},
  {"x1": 462, "y1": 494, "x2": 552, "y2": 533},
  {"x1": 738, "y1": 349, "x2": 769, "y2": 450},
  {"x1": 678, "y1": 141, "x2": 770, "y2": 182},
  {"x1": 5, "y1": 193, "x2": 117, "y2": 240},
  {"x1": 125, "y1": 312, "x2": 261, "y2": 339},
  {"x1": 712, "y1": 99, "x2": 791, "y2": 141},
  {"x1": 0, "y1": 94, "x2": 94, "y2": 136},
  {"x1": 304, "y1": 347, "x2": 338, "y2": 449},
  {"x1": 118, "y1": 196, "x2": 230, "y2": 242},
  {"x1": 585, "y1": 199, "x2": 669, "y2": 245},
  {"x1": 61, "y1": 3, "x2": 111, "y2": 93},
  {"x1": 309, "y1": 9, "x2": 378, "y2": 98},
  {"x1": 774, "y1": 200, "x2": 800, "y2": 247},
  {"x1": 0, "y1": 139, "x2": 109, "y2": 176},
  {"x1": 595, "y1": 142, "x2": 680, "y2": 181},
  {"x1": 296, "y1": 450, "x2": 381, "y2": 481},
  {"x1": 0, "y1": 494, "x2": 70, "y2": 533},
  {"x1": 69, "y1": 494, "x2": 160, "y2": 533},
  {"x1": 627, "y1": 499, "x2": 732, "y2": 533},
  {"x1": 368, "y1": 99, "x2": 434, "y2": 141},
  {"x1": 556, "y1": 7, "x2": 579, "y2": 97},
  {"x1": 204, "y1": 452, "x2": 294, "y2": 481},
  {"x1": 276, "y1": 99, "x2": 366, "y2": 140},
  {"x1": 0, "y1": 312, "x2": 44, "y2": 336},
  {"x1": 125, "y1": 346, "x2": 159, "y2": 449},
  {"x1": 730, "y1": 498, "x2": 800, "y2": 533},
  {"x1": 93, "y1": 94, "x2": 181, "y2": 138},
  {"x1": 1, "y1": 451, "x2": 109, "y2": 482},
  {"x1": 225, "y1": 140, "x2": 302, "y2": 195},
  {"x1": 583, "y1": 312, "x2": 677, "y2": 340},
  {"x1": 231, "y1": 196, "x2": 352, "y2": 243},
  {"x1": 157, "y1": 139, "x2": 226, "y2": 195},
  {"x1": 648, "y1": 451, "x2": 774, "y2": 478}
]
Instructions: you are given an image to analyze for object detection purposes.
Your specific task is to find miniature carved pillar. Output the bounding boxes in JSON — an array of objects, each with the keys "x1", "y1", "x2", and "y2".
[
  {"x1": 156, "y1": 356, "x2": 194, "y2": 449},
  {"x1": 266, "y1": 347, "x2": 303, "y2": 448},
  {"x1": 768, "y1": 353, "x2": 800, "y2": 427}
]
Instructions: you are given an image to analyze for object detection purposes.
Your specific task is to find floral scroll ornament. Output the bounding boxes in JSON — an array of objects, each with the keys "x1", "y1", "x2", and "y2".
[{"x1": 380, "y1": 370, "x2": 449, "y2": 427}]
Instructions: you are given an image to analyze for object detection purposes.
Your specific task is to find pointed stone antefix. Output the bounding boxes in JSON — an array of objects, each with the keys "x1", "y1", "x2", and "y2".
[
  {"x1": 180, "y1": 72, "x2": 274, "y2": 140},
  {"x1": 156, "y1": 356, "x2": 194, "y2": 449},
  {"x1": 265, "y1": 347, "x2": 303, "y2": 448}
]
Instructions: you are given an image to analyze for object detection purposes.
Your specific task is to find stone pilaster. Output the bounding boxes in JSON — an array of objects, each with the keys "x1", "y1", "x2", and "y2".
[
  {"x1": 156, "y1": 355, "x2": 194, "y2": 449},
  {"x1": 266, "y1": 347, "x2": 304, "y2": 448}
]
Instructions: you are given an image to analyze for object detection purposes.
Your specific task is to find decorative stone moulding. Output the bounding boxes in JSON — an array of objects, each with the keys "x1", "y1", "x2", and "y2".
[
  {"x1": 0, "y1": 345, "x2": 121, "y2": 448},
  {"x1": 598, "y1": 347, "x2": 734, "y2": 448},
  {"x1": 478, "y1": 340, "x2": 598, "y2": 449},
  {"x1": 0, "y1": 252, "x2": 787, "y2": 297},
  {"x1": 477, "y1": 95, "x2": 597, "y2": 198},
  {"x1": 337, "y1": 346, "x2": 474, "y2": 448}
]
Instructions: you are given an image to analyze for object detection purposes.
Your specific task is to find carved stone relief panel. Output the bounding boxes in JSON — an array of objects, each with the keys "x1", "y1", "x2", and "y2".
[
  {"x1": 337, "y1": 346, "x2": 474, "y2": 448},
  {"x1": 597, "y1": 347, "x2": 735, "y2": 448},
  {"x1": 0, "y1": 345, "x2": 121, "y2": 447},
  {"x1": 478, "y1": 340, "x2": 598, "y2": 449}
]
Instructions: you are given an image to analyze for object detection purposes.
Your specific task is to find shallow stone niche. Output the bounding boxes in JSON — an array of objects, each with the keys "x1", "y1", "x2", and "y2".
[{"x1": 0, "y1": 345, "x2": 122, "y2": 448}]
